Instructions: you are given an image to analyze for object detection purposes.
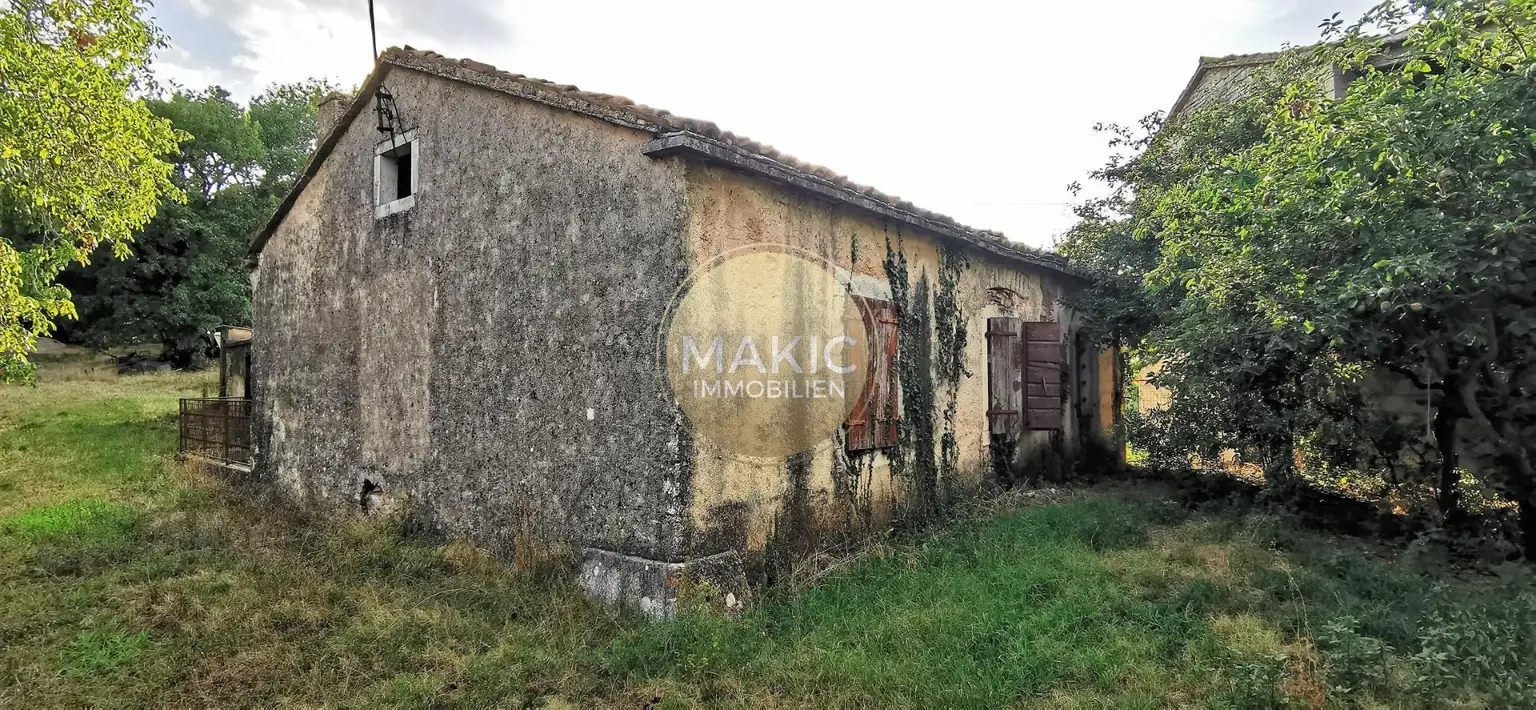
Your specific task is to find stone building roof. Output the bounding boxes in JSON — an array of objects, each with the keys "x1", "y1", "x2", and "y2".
[
  {"x1": 250, "y1": 46, "x2": 1076, "y2": 279},
  {"x1": 1167, "y1": 32, "x2": 1410, "y2": 121},
  {"x1": 1166, "y1": 50, "x2": 1285, "y2": 119}
]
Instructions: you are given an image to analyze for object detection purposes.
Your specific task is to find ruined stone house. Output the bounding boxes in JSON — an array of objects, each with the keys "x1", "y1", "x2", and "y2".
[{"x1": 246, "y1": 47, "x2": 1120, "y2": 613}]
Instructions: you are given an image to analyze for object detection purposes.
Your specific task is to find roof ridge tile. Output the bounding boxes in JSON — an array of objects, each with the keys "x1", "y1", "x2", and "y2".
[{"x1": 251, "y1": 45, "x2": 1075, "y2": 275}]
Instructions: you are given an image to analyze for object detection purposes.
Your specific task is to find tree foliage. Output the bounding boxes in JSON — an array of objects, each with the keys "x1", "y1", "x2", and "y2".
[
  {"x1": 57, "y1": 81, "x2": 330, "y2": 364},
  {"x1": 1063, "y1": 0, "x2": 1536, "y2": 554},
  {"x1": 0, "y1": 0, "x2": 181, "y2": 382}
]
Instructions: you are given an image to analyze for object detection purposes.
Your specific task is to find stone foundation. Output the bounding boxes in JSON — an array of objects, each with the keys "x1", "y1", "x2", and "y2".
[{"x1": 577, "y1": 548, "x2": 749, "y2": 618}]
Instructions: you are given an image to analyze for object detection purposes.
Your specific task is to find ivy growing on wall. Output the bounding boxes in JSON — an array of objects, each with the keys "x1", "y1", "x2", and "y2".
[{"x1": 881, "y1": 234, "x2": 972, "y2": 526}]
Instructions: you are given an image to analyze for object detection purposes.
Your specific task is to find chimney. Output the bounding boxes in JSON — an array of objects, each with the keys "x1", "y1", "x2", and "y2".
[{"x1": 315, "y1": 91, "x2": 353, "y2": 142}]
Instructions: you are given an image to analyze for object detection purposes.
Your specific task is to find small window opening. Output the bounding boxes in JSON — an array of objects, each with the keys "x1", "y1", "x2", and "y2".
[
  {"x1": 394, "y1": 150, "x2": 413, "y2": 199},
  {"x1": 375, "y1": 132, "x2": 417, "y2": 218},
  {"x1": 377, "y1": 142, "x2": 413, "y2": 203}
]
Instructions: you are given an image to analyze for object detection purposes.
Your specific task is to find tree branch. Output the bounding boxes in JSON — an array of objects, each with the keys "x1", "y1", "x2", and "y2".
[{"x1": 1380, "y1": 360, "x2": 1442, "y2": 390}]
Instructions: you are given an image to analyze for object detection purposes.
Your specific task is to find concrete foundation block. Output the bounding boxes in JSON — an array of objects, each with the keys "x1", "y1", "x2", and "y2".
[{"x1": 577, "y1": 547, "x2": 749, "y2": 618}]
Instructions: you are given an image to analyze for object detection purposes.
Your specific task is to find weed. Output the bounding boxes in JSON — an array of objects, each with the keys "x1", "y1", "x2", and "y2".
[
  {"x1": 61, "y1": 627, "x2": 150, "y2": 678},
  {"x1": 1, "y1": 499, "x2": 143, "y2": 545},
  {"x1": 1316, "y1": 616, "x2": 1393, "y2": 697},
  {"x1": 3, "y1": 350, "x2": 1534, "y2": 707}
]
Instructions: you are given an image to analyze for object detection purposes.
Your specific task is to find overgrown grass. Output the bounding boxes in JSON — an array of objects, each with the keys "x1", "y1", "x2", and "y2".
[
  {"x1": 2, "y1": 351, "x2": 1533, "y2": 707},
  {"x1": 0, "y1": 351, "x2": 209, "y2": 519},
  {"x1": 604, "y1": 495, "x2": 1536, "y2": 708}
]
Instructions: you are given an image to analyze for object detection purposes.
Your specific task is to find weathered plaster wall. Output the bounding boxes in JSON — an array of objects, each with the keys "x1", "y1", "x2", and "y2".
[
  {"x1": 675, "y1": 162, "x2": 1093, "y2": 574},
  {"x1": 252, "y1": 67, "x2": 693, "y2": 560}
]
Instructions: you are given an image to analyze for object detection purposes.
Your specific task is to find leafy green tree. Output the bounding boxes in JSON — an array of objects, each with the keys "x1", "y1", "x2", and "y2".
[
  {"x1": 1065, "y1": 0, "x2": 1536, "y2": 555},
  {"x1": 0, "y1": 0, "x2": 181, "y2": 382},
  {"x1": 249, "y1": 81, "x2": 333, "y2": 196},
  {"x1": 1065, "y1": 45, "x2": 1329, "y2": 492},
  {"x1": 59, "y1": 81, "x2": 330, "y2": 365}
]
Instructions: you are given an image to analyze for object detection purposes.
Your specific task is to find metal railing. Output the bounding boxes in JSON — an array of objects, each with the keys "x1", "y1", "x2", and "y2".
[{"x1": 179, "y1": 397, "x2": 252, "y2": 466}]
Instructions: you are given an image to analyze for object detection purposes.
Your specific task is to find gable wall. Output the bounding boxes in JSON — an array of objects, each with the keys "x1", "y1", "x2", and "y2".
[
  {"x1": 1177, "y1": 60, "x2": 1339, "y2": 119},
  {"x1": 252, "y1": 67, "x2": 693, "y2": 560}
]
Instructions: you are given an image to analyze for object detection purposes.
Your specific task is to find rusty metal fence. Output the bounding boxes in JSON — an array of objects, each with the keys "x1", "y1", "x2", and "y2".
[{"x1": 179, "y1": 397, "x2": 252, "y2": 466}]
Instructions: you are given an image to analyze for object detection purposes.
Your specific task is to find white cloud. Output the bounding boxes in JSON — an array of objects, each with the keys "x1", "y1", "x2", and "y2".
[
  {"x1": 148, "y1": 0, "x2": 1378, "y2": 248},
  {"x1": 228, "y1": 1, "x2": 375, "y2": 91}
]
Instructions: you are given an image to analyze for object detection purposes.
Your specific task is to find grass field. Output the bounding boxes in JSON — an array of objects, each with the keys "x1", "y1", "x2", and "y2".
[{"x1": 2, "y1": 354, "x2": 1534, "y2": 707}]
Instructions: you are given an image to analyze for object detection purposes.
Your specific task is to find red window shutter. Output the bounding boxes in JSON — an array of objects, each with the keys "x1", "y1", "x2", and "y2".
[
  {"x1": 1024, "y1": 321, "x2": 1063, "y2": 430},
  {"x1": 848, "y1": 297, "x2": 900, "y2": 451},
  {"x1": 986, "y1": 317, "x2": 1023, "y2": 438},
  {"x1": 847, "y1": 397, "x2": 874, "y2": 451},
  {"x1": 872, "y1": 302, "x2": 900, "y2": 447}
]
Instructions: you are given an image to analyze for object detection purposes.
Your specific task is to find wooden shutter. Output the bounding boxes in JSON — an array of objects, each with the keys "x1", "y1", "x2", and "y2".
[
  {"x1": 872, "y1": 302, "x2": 900, "y2": 447},
  {"x1": 847, "y1": 397, "x2": 872, "y2": 451},
  {"x1": 1024, "y1": 321, "x2": 1063, "y2": 430},
  {"x1": 848, "y1": 298, "x2": 900, "y2": 451},
  {"x1": 986, "y1": 317, "x2": 1024, "y2": 437}
]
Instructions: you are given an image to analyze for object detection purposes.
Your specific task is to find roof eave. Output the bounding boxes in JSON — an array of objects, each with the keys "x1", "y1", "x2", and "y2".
[
  {"x1": 642, "y1": 131, "x2": 1082, "y2": 282},
  {"x1": 1166, "y1": 58, "x2": 1213, "y2": 122},
  {"x1": 247, "y1": 61, "x2": 393, "y2": 261},
  {"x1": 247, "y1": 49, "x2": 1081, "y2": 284}
]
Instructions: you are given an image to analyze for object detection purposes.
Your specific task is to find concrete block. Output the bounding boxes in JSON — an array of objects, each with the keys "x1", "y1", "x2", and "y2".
[{"x1": 577, "y1": 547, "x2": 749, "y2": 618}]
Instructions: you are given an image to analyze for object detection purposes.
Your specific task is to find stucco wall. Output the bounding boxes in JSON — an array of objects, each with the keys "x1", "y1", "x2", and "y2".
[
  {"x1": 674, "y1": 162, "x2": 1098, "y2": 573},
  {"x1": 252, "y1": 67, "x2": 693, "y2": 560}
]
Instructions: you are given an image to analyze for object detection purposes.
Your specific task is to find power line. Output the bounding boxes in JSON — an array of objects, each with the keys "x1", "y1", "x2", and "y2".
[{"x1": 368, "y1": 0, "x2": 378, "y2": 59}]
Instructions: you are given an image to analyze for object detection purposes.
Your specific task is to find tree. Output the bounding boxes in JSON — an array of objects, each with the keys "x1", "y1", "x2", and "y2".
[
  {"x1": 248, "y1": 81, "x2": 332, "y2": 196},
  {"x1": 0, "y1": 0, "x2": 181, "y2": 382},
  {"x1": 1064, "y1": 0, "x2": 1536, "y2": 556},
  {"x1": 1064, "y1": 41, "x2": 1328, "y2": 493},
  {"x1": 58, "y1": 81, "x2": 330, "y2": 365}
]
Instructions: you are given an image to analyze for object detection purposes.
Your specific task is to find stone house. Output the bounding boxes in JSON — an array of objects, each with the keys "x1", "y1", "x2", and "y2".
[
  {"x1": 247, "y1": 46, "x2": 1119, "y2": 613},
  {"x1": 1139, "y1": 38, "x2": 1534, "y2": 521},
  {"x1": 1167, "y1": 35, "x2": 1408, "y2": 120},
  {"x1": 1157, "y1": 37, "x2": 1438, "y2": 427}
]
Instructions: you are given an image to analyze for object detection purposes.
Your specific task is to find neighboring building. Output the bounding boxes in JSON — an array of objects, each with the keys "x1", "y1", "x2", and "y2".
[
  {"x1": 1168, "y1": 49, "x2": 1293, "y2": 119},
  {"x1": 247, "y1": 46, "x2": 1119, "y2": 614},
  {"x1": 1150, "y1": 37, "x2": 1453, "y2": 484},
  {"x1": 1167, "y1": 35, "x2": 1408, "y2": 121},
  {"x1": 215, "y1": 326, "x2": 252, "y2": 399}
]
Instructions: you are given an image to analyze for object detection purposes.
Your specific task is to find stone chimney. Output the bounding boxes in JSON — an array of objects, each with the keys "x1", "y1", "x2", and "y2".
[{"x1": 315, "y1": 91, "x2": 353, "y2": 141}]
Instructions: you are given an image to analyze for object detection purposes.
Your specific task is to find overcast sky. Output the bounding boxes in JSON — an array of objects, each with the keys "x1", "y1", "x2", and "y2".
[{"x1": 149, "y1": 0, "x2": 1378, "y2": 249}]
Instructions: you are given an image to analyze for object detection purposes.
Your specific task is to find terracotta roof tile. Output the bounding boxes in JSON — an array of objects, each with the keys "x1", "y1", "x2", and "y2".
[
  {"x1": 382, "y1": 46, "x2": 1067, "y2": 265},
  {"x1": 249, "y1": 46, "x2": 1074, "y2": 273}
]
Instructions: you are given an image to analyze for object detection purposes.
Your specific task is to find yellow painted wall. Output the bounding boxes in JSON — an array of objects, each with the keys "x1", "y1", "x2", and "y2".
[
  {"x1": 1097, "y1": 347, "x2": 1120, "y2": 437},
  {"x1": 679, "y1": 162, "x2": 1087, "y2": 557}
]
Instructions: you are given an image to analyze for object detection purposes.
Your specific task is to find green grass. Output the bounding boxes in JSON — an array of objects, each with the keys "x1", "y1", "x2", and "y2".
[
  {"x1": 2, "y1": 350, "x2": 1533, "y2": 707},
  {"x1": 603, "y1": 496, "x2": 1219, "y2": 707},
  {"x1": 0, "y1": 354, "x2": 209, "y2": 519},
  {"x1": 1, "y1": 499, "x2": 143, "y2": 543},
  {"x1": 600, "y1": 499, "x2": 1535, "y2": 708},
  {"x1": 61, "y1": 627, "x2": 151, "y2": 678}
]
